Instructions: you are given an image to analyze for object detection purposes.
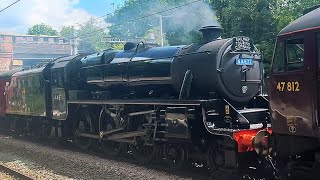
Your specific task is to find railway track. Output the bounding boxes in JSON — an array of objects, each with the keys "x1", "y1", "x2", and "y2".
[
  {"x1": 0, "y1": 164, "x2": 32, "y2": 180},
  {"x1": 0, "y1": 132, "x2": 212, "y2": 180},
  {"x1": 1, "y1": 129, "x2": 266, "y2": 180}
]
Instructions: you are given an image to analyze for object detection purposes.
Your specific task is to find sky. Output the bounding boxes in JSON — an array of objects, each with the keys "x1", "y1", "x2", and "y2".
[{"x1": 0, "y1": 0, "x2": 125, "y2": 34}]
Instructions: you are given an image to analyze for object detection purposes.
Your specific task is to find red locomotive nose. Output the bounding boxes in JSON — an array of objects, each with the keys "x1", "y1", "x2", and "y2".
[
  {"x1": 233, "y1": 130, "x2": 259, "y2": 152},
  {"x1": 233, "y1": 128, "x2": 272, "y2": 154}
]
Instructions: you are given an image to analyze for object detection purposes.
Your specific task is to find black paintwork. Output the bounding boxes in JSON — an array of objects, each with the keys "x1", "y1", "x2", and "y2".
[
  {"x1": 80, "y1": 46, "x2": 182, "y2": 87},
  {"x1": 80, "y1": 36, "x2": 262, "y2": 103},
  {"x1": 50, "y1": 55, "x2": 84, "y2": 120}
]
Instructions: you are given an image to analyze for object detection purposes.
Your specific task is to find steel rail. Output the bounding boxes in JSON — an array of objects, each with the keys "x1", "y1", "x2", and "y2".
[{"x1": 0, "y1": 164, "x2": 33, "y2": 180}]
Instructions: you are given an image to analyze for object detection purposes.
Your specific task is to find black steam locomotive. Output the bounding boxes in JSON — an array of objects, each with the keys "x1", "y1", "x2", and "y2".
[{"x1": 0, "y1": 26, "x2": 270, "y2": 177}]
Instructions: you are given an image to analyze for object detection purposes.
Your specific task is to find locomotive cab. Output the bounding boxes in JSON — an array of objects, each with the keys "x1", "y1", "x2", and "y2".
[
  {"x1": 269, "y1": 7, "x2": 320, "y2": 157},
  {"x1": 267, "y1": 7, "x2": 320, "y2": 179}
]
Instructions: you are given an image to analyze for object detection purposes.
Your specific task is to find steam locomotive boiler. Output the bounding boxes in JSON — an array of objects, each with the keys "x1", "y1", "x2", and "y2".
[
  {"x1": 0, "y1": 26, "x2": 271, "y2": 178},
  {"x1": 80, "y1": 26, "x2": 262, "y2": 104}
]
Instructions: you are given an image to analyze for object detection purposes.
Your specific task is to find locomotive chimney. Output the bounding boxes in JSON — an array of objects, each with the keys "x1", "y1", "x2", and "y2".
[{"x1": 199, "y1": 26, "x2": 223, "y2": 42}]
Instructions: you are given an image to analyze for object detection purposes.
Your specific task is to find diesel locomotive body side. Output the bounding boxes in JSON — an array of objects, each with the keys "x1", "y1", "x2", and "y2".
[
  {"x1": 252, "y1": 7, "x2": 320, "y2": 180},
  {"x1": 269, "y1": 7, "x2": 320, "y2": 157}
]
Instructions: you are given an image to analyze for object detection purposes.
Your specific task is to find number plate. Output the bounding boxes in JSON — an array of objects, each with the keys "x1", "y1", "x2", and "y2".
[{"x1": 236, "y1": 58, "x2": 253, "y2": 66}]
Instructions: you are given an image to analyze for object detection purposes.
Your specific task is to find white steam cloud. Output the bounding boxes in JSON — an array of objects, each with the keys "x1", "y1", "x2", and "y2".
[{"x1": 164, "y1": 1, "x2": 220, "y2": 33}]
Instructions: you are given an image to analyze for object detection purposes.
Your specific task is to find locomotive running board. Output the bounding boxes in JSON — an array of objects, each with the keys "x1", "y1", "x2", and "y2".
[{"x1": 68, "y1": 99, "x2": 203, "y2": 106}]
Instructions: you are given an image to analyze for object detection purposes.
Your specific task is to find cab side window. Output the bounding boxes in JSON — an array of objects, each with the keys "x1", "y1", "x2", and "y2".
[
  {"x1": 286, "y1": 38, "x2": 304, "y2": 71},
  {"x1": 272, "y1": 41, "x2": 285, "y2": 72}
]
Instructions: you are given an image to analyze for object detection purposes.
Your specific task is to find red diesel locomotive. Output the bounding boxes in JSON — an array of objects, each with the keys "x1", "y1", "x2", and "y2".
[{"x1": 254, "y1": 6, "x2": 320, "y2": 180}]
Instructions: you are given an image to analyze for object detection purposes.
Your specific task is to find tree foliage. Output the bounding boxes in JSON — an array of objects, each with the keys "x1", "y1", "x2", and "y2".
[
  {"x1": 273, "y1": 0, "x2": 320, "y2": 32},
  {"x1": 60, "y1": 26, "x2": 74, "y2": 39},
  {"x1": 27, "y1": 23, "x2": 58, "y2": 36},
  {"x1": 105, "y1": 0, "x2": 319, "y2": 72},
  {"x1": 209, "y1": 0, "x2": 276, "y2": 73},
  {"x1": 107, "y1": 0, "x2": 157, "y2": 39},
  {"x1": 59, "y1": 22, "x2": 108, "y2": 53},
  {"x1": 210, "y1": 0, "x2": 319, "y2": 73},
  {"x1": 77, "y1": 18, "x2": 108, "y2": 53},
  {"x1": 106, "y1": 0, "x2": 207, "y2": 46}
]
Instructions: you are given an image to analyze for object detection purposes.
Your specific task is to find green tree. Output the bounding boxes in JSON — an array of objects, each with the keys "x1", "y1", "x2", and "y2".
[
  {"x1": 60, "y1": 26, "x2": 74, "y2": 39},
  {"x1": 106, "y1": 0, "x2": 159, "y2": 39},
  {"x1": 27, "y1": 23, "x2": 58, "y2": 36},
  {"x1": 106, "y1": 0, "x2": 205, "y2": 46},
  {"x1": 273, "y1": 0, "x2": 320, "y2": 32},
  {"x1": 210, "y1": 0, "x2": 277, "y2": 74},
  {"x1": 107, "y1": 0, "x2": 319, "y2": 72},
  {"x1": 210, "y1": 0, "x2": 319, "y2": 75},
  {"x1": 77, "y1": 18, "x2": 108, "y2": 53}
]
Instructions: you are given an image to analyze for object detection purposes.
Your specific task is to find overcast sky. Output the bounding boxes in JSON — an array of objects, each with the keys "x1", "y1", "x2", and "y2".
[{"x1": 0, "y1": 0, "x2": 124, "y2": 34}]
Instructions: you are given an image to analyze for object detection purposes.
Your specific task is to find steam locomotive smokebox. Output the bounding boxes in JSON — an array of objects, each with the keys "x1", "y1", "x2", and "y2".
[
  {"x1": 171, "y1": 34, "x2": 261, "y2": 103},
  {"x1": 199, "y1": 26, "x2": 223, "y2": 42}
]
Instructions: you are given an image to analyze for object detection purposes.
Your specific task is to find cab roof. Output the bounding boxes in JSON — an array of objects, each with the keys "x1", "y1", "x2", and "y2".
[
  {"x1": 50, "y1": 55, "x2": 80, "y2": 69},
  {"x1": 0, "y1": 70, "x2": 18, "y2": 79},
  {"x1": 13, "y1": 67, "x2": 45, "y2": 77},
  {"x1": 278, "y1": 7, "x2": 320, "y2": 36}
]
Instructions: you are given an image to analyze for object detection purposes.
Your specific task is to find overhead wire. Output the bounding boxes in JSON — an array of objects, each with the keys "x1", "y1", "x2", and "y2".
[
  {"x1": 0, "y1": 0, "x2": 21, "y2": 13},
  {"x1": 73, "y1": 14, "x2": 110, "y2": 27}
]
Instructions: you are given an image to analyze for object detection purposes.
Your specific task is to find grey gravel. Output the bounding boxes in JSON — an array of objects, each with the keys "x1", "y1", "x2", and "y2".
[
  {"x1": 0, "y1": 135, "x2": 209, "y2": 180},
  {"x1": 0, "y1": 171, "x2": 14, "y2": 180}
]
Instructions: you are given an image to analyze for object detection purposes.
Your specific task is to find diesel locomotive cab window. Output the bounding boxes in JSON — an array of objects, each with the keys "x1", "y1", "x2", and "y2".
[
  {"x1": 286, "y1": 38, "x2": 304, "y2": 71},
  {"x1": 272, "y1": 42, "x2": 285, "y2": 72}
]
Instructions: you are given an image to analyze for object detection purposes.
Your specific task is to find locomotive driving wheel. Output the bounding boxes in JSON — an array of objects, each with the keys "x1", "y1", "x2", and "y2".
[
  {"x1": 128, "y1": 116, "x2": 156, "y2": 165},
  {"x1": 164, "y1": 145, "x2": 186, "y2": 169},
  {"x1": 100, "y1": 108, "x2": 124, "y2": 157},
  {"x1": 73, "y1": 109, "x2": 94, "y2": 150},
  {"x1": 129, "y1": 136, "x2": 156, "y2": 165}
]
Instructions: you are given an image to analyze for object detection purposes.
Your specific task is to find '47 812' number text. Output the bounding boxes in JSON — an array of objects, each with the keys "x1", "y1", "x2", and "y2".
[{"x1": 276, "y1": 82, "x2": 300, "y2": 92}]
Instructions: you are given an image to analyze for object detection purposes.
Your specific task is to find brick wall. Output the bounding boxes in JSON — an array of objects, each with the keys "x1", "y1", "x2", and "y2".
[
  {"x1": 0, "y1": 34, "x2": 71, "y2": 71},
  {"x1": 0, "y1": 36, "x2": 13, "y2": 71}
]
